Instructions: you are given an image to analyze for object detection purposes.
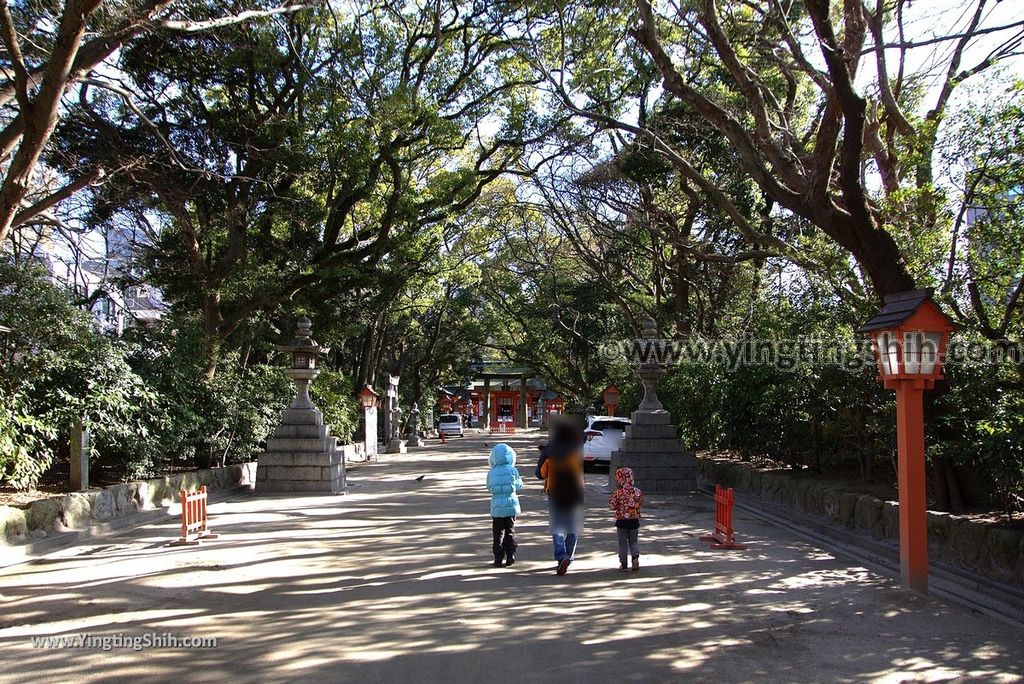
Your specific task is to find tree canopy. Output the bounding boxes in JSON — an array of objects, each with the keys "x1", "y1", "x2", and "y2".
[{"x1": 1, "y1": 0, "x2": 1022, "y2": 511}]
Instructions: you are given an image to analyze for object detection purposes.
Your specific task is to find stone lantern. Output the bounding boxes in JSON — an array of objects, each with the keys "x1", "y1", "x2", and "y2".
[
  {"x1": 636, "y1": 318, "x2": 666, "y2": 411},
  {"x1": 257, "y1": 317, "x2": 347, "y2": 493},
  {"x1": 277, "y1": 316, "x2": 328, "y2": 410},
  {"x1": 609, "y1": 317, "x2": 695, "y2": 493}
]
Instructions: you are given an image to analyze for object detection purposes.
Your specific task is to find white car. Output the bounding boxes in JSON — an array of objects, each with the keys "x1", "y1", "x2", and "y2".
[
  {"x1": 582, "y1": 416, "x2": 631, "y2": 466},
  {"x1": 438, "y1": 414, "x2": 465, "y2": 437}
]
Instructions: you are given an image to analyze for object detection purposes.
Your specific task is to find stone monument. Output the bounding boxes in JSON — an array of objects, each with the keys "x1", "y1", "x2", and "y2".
[
  {"x1": 609, "y1": 318, "x2": 696, "y2": 493},
  {"x1": 257, "y1": 317, "x2": 347, "y2": 493},
  {"x1": 387, "y1": 403, "x2": 407, "y2": 454},
  {"x1": 383, "y1": 375, "x2": 399, "y2": 446},
  {"x1": 406, "y1": 403, "x2": 423, "y2": 447},
  {"x1": 69, "y1": 419, "x2": 90, "y2": 491}
]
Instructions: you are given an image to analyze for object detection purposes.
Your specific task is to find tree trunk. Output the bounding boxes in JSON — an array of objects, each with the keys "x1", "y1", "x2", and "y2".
[
  {"x1": 202, "y1": 336, "x2": 221, "y2": 382},
  {"x1": 356, "y1": 326, "x2": 375, "y2": 390},
  {"x1": 410, "y1": 361, "x2": 423, "y2": 409},
  {"x1": 830, "y1": 213, "x2": 916, "y2": 297}
]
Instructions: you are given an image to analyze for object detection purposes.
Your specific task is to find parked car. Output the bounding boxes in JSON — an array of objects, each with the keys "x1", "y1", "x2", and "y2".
[
  {"x1": 438, "y1": 414, "x2": 465, "y2": 437},
  {"x1": 582, "y1": 416, "x2": 631, "y2": 466}
]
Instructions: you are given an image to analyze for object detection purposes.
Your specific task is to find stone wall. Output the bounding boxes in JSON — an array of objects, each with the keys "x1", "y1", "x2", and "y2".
[
  {"x1": 697, "y1": 455, "x2": 1024, "y2": 589},
  {"x1": 0, "y1": 462, "x2": 256, "y2": 547}
]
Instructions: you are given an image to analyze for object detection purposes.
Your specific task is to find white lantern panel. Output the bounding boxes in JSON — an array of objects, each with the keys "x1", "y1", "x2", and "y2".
[
  {"x1": 920, "y1": 332, "x2": 942, "y2": 375},
  {"x1": 876, "y1": 332, "x2": 899, "y2": 376},
  {"x1": 903, "y1": 332, "x2": 922, "y2": 374}
]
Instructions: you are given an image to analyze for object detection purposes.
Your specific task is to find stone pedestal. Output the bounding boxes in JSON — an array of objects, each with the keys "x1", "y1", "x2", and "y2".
[
  {"x1": 257, "y1": 407, "x2": 347, "y2": 493},
  {"x1": 611, "y1": 317, "x2": 696, "y2": 493},
  {"x1": 610, "y1": 410, "x2": 696, "y2": 493}
]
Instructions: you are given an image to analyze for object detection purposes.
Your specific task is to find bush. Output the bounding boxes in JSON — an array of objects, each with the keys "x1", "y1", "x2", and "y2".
[
  {"x1": 0, "y1": 393, "x2": 56, "y2": 489},
  {"x1": 0, "y1": 263, "x2": 364, "y2": 487},
  {"x1": 933, "y1": 356, "x2": 1024, "y2": 511},
  {"x1": 123, "y1": 322, "x2": 294, "y2": 474},
  {"x1": 310, "y1": 369, "x2": 360, "y2": 444},
  {"x1": 1, "y1": 261, "x2": 157, "y2": 488}
]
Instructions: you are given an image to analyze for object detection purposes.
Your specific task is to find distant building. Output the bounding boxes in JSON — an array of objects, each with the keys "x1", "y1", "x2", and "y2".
[
  {"x1": 3, "y1": 224, "x2": 165, "y2": 335},
  {"x1": 964, "y1": 187, "x2": 1022, "y2": 307},
  {"x1": 439, "y1": 362, "x2": 564, "y2": 429}
]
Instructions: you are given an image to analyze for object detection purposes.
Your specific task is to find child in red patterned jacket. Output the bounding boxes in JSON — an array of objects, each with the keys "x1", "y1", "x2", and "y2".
[{"x1": 609, "y1": 467, "x2": 645, "y2": 572}]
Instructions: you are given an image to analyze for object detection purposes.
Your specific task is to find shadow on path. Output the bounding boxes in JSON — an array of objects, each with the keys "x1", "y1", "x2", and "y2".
[{"x1": 0, "y1": 433, "x2": 1020, "y2": 683}]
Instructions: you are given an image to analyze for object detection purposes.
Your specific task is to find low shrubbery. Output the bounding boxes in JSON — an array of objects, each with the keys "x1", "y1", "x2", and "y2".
[
  {"x1": 0, "y1": 263, "x2": 360, "y2": 490},
  {"x1": 613, "y1": 311, "x2": 1023, "y2": 512}
]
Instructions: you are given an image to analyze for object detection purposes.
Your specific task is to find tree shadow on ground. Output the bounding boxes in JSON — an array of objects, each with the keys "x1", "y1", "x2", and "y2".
[{"x1": 0, "y1": 435, "x2": 1020, "y2": 683}]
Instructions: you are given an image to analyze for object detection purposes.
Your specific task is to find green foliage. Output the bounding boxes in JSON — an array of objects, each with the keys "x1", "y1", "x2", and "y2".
[
  {"x1": 4, "y1": 0, "x2": 1021, "y2": 516},
  {"x1": 975, "y1": 396, "x2": 1024, "y2": 511},
  {"x1": 0, "y1": 262, "x2": 157, "y2": 488},
  {"x1": 0, "y1": 393, "x2": 56, "y2": 490},
  {"x1": 122, "y1": 319, "x2": 294, "y2": 475},
  {"x1": 932, "y1": 354, "x2": 1024, "y2": 511},
  {"x1": 310, "y1": 370, "x2": 360, "y2": 445},
  {"x1": 0, "y1": 265, "x2": 303, "y2": 487}
]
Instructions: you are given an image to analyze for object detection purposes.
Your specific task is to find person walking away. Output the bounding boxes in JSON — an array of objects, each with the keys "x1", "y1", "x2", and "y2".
[
  {"x1": 609, "y1": 467, "x2": 645, "y2": 572},
  {"x1": 487, "y1": 443, "x2": 523, "y2": 567},
  {"x1": 539, "y1": 418, "x2": 585, "y2": 575}
]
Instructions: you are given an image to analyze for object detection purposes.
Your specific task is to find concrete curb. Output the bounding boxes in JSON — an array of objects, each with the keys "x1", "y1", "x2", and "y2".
[
  {"x1": 0, "y1": 486, "x2": 255, "y2": 571},
  {"x1": 698, "y1": 479, "x2": 1024, "y2": 628},
  {"x1": 696, "y1": 455, "x2": 1024, "y2": 589}
]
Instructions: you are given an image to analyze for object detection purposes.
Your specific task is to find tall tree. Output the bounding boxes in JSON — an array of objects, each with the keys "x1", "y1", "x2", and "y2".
[
  {"x1": 627, "y1": 0, "x2": 1023, "y2": 297},
  {"x1": 60, "y1": 0, "x2": 546, "y2": 377},
  {"x1": 0, "y1": 0, "x2": 319, "y2": 244}
]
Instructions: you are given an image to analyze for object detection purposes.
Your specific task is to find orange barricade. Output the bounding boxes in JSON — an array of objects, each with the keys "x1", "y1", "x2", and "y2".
[
  {"x1": 699, "y1": 484, "x2": 747, "y2": 550},
  {"x1": 169, "y1": 486, "x2": 220, "y2": 546},
  {"x1": 489, "y1": 423, "x2": 516, "y2": 435}
]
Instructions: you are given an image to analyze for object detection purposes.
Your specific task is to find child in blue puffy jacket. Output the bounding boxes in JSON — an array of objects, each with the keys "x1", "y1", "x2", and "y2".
[{"x1": 487, "y1": 443, "x2": 524, "y2": 567}]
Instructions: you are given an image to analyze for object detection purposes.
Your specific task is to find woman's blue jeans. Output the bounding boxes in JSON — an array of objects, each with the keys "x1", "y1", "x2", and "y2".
[
  {"x1": 552, "y1": 531, "x2": 578, "y2": 562},
  {"x1": 549, "y1": 501, "x2": 582, "y2": 561}
]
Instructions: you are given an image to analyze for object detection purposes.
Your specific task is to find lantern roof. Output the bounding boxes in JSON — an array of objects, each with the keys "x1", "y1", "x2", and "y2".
[
  {"x1": 277, "y1": 316, "x2": 329, "y2": 355},
  {"x1": 855, "y1": 288, "x2": 958, "y2": 333},
  {"x1": 359, "y1": 385, "x2": 379, "y2": 397}
]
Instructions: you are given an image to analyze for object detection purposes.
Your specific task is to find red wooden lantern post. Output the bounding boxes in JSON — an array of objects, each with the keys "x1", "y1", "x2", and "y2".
[
  {"x1": 359, "y1": 385, "x2": 381, "y2": 460},
  {"x1": 857, "y1": 289, "x2": 957, "y2": 593},
  {"x1": 601, "y1": 385, "x2": 620, "y2": 417},
  {"x1": 359, "y1": 385, "x2": 380, "y2": 410}
]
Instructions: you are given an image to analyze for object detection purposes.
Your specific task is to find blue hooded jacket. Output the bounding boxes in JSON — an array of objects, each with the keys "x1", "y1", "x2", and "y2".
[{"x1": 487, "y1": 443, "x2": 524, "y2": 517}]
